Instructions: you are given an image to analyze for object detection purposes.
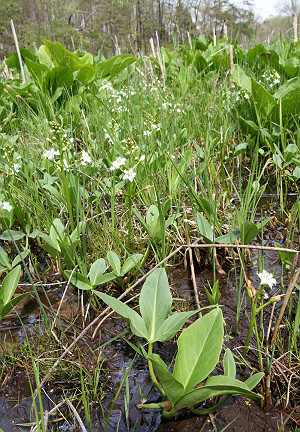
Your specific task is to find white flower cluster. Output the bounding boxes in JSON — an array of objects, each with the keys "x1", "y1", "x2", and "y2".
[
  {"x1": 0, "y1": 201, "x2": 13, "y2": 212},
  {"x1": 44, "y1": 148, "x2": 59, "y2": 160}
]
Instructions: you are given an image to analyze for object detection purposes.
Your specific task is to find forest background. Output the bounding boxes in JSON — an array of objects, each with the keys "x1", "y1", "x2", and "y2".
[{"x1": 0, "y1": 0, "x2": 299, "y2": 59}]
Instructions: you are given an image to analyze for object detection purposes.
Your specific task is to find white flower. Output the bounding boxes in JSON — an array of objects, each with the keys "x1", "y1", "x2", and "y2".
[
  {"x1": 110, "y1": 157, "x2": 126, "y2": 171},
  {"x1": 143, "y1": 130, "x2": 151, "y2": 137},
  {"x1": 122, "y1": 168, "x2": 136, "y2": 182},
  {"x1": 244, "y1": 94, "x2": 249, "y2": 99},
  {"x1": 81, "y1": 150, "x2": 92, "y2": 166},
  {"x1": 140, "y1": 155, "x2": 145, "y2": 161},
  {"x1": 257, "y1": 270, "x2": 277, "y2": 289},
  {"x1": 0, "y1": 201, "x2": 13, "y2": 212},
  {"x1": 10, "y1": 162, "x2": 21, "y2": 174},
  {"x1": 274, "y1": 78, "x2": 280, "y2": 84},
  {"x1": 44, "y1": 148, "x2": 59, "y2": 160}
]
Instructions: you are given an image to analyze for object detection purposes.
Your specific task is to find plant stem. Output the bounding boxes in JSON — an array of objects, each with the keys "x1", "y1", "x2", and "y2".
[
  {"x1": 189, "y1": 395, "x2": 230, "y2": 415},
  {"x1": 147, "y1": 343, "x2": 166, "y2": 397},
  {"x1": 243, "y1": 298, "x2": 257, "y2": 358}
]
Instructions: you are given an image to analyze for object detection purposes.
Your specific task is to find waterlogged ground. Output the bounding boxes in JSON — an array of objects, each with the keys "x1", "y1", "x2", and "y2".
[{"x1": 0, "y1": 199, "x2": 298, "y2": 431}]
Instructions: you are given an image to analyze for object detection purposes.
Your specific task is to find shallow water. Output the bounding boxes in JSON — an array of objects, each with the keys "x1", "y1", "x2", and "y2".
[{"x1": 0, "y1": 198, "x2": 298, "y2": 431}]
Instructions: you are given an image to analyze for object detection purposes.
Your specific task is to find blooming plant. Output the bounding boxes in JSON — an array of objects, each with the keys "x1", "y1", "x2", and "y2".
[{"x1": 94, "y1": 269, "x2": 263, "y2": 418}]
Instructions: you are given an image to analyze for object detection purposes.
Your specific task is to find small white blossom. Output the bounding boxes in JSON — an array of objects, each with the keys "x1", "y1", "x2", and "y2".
[
  {"x1": 274, "y1": 78, "x2": 280, "y2": 84},
  {"x1": 244, "y1": 94, "x2": 249, "y2": 99},
  {"x1": 110, "y1": 157, "x2": 126, "y2": 171},
  {"x1": 143, "y1": 130, "x2": 151, "y2": 137},
  {"x1": 140, "y1": 155, "x2": 145, "y2": 161},
  {"x1": 10, "y1": 162, "x2": 21, "y2": 174},
  {"x1": 257, "y1": 270, "x2": 277, "y2": 289},
  {"x1": 81, "y1": 150, "x2": 92, "y2": 166},
  {"x1": 0, "y1": 201, "x2": 13, "y2": 212},
  {"x1": 122, "y1": 168, "x2": 136, "y2": 182},
  {"x1": 44, "y1": 148, "x2": 59, "y2": 160}
]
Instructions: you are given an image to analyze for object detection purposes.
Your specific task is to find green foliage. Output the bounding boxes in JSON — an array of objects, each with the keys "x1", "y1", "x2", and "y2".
[
  {"x1": 94, "y1": 269, "x2": 263, "y2": 418},
  {"x1": 0, "y1": 266, "x2": 31, "y2": 320}
]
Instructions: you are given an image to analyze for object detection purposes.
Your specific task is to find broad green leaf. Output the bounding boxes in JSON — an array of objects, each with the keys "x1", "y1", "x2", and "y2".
[
  {"x1": 148, "y1": 353, "x2": 184, "y2": 405},
  {"x1": 239, "y1": 117, "x2": 259, "y2": 136},
  {"x1": 0, "y1": 266, "x2": 21, "y2": 305},
  {"x1": 39, "y1": 233, "x2": 60, "y2": 253},
  {"x1": 274, "y1": 77, "x2": 300, "y2": 116},
  {"x1": 175, "y1": 375, "x2": 262, "y2": 411},
  {"x1": 197, "y1": 212, "x2": 214, "y2": 243},
  {"x1": 93, "y1": 291, "x2": 148, "y2": 339},
  {"x1": 139, "y1": 269, "x2": 172, "y2": 343},
  {"x1": 121, "y1": 254, "x2": 143, "y2": 276},
  {"x1": 279, "y1": 57, "x2": 299, "y2": 79},
  {"x1": 173, "y1": 308, "x2": 223, "y2": 392},
  {"x1": 95, "y1": 272, "x2": 117, "y2": 284},
  {"x1": 89, "y1": 258, "x2": 106, "y2": 286},
  {"x1": 25, "y1": 58, "x2": 49, "y2": 90},
  {"x1": 146, "y1": 205, "x2": 161, "y2": 241},
  {"x1": 74, "y1": 64, "x2": 95, "y2": 85},
  {"x1": 107, "y1": 251, "x2": 121, "y2": 276},
  {"x1": 155, "y1": 309, "x2": 204, "y2": 342},
  {"x1": 42, "y1": 184, "x2": 65, "y2": 203},
  {"x1": 246, "y1": 43, "x2": 266, "y2": 64},
  {"x1": 231, "y1": 64, "x2": 251, "y2": 93},
  {"x1": 50, "y1": 219, "x2": 65, "y2": 244},
  {"x1": 0, "y1": 292, "x2": 32, "y2": 320},
  {"x1": 0, "y1": 230, "x2": 25, "y2": 241},
  {"x1": 70, "y1": 221, "x2": 85, "y2": 243},
  {"x1": 251, "y1": 78, "x2": 276, "y2": 118},
  {"x1": 215, "y1": 229, "x2": 240, "y2": 244},
  {"x1": 0, "y1": 246, "x2": 10, "y2": 268},
  {"x1": 240, "y1": 221, "x2": 258, "y2": 245},
  {"x1": 223, "y1": 349, "x2": 236, "y2": 378},
  {"x1": 48, "y1": 66, "x2": 74, "y2": 92},
  {"x1": 245, "y1": 372, "x2": 264, "y2": 390},
  {"x1": 11, "y1": 250, "x2": 29, "y2": 268},
  {"x1": 96, "y1": 54, "x2": 136, "y2": 79},
  {"x1": 65, "y1": 271, "x2": 92, "y2": 290}
]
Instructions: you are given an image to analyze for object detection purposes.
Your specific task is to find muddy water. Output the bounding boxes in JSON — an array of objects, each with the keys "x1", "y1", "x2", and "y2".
[{"x1": 0, "y1": 201, "x2": 298, "y2": 431}]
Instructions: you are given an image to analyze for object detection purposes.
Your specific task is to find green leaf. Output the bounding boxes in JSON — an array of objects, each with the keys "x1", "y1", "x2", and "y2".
[
  {"x1": 240, "y1": 221, "x2": 259, "y2": 245},
  {"x1": 139, "y1": 269, "x2": 172, "y2": 343},
  {"x1": 223, "y1": 349, "x2": 236, "y2": 378},
  {"x1": 107, "y1": 251, "x2": 121, "y2": 276},
  {"x1": 89, "y1": 258, "x2": 106, "y2": 286},
  {"x1": 65, "y1": 271, "x2": 92, "y2": 290},
  {"x1": 146, "y1": 205, "x2": 161, "y2": 241},
  {"x1": 251, "y1": 78, "x2": 276, "y2": 118},
  {"x1": 0, "y1": 246, "x2": 10, "y2": 268},
  {"x1": 155, "y1": 309, "x2": 204, "y2": 342},
  {"x1": 148, "y1": 353, "x2": 184, "y2": 405},
  {"x1": 95, "y1": 272, "x2": 117, "y2": 284},
  {"x1": 121, "y1": 254, "x2": 143, "y2": 276},
  {"x1": 215, "y1": 229, "x2": 240, "y2": 244},
  {"x1": 0, "y1": 266, "x2": 21, "y2": 306},
  {"x1": 274, "y1": 77, "x2": 300, "y2": 116},
  {"x1": 0, "y1": 230, "x2": 25, "y2": 241},
  {"x1": 0, "y1": 292, "x2": 32, "y2": 319},
  {"x1": 175, "y1": 375, "x2": 262, "y2": 411},
  {"x1": 245, "y1": 372, "x2": 264, "y2": 390},
  {"x1": 173, "y1": 308, "x2": 223, "y2": 392},
  {"x1": 11, "y1": 250, "x2": 30, "y2": 268},
  {"x1": 231, "y1": 64, "x2": 251, "y2": 93},
  {"x1": 197, "y1": 212, "x2": 214, "y2": 243},
  {"x1": 93, "y1": 291, "x2": 148, "y2": 339},
  {"x1": 96, "y1": 54, "x2": 136, "y2": 79}
]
